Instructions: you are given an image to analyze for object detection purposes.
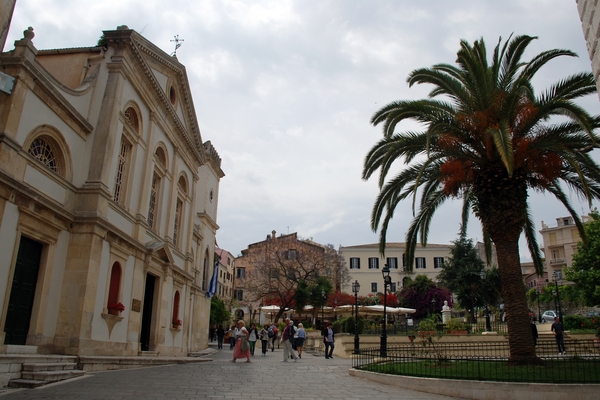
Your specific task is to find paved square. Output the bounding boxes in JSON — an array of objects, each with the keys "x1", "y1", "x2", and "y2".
[{"x1": 0, "y1": 345, "x2": 463, "y2": 399}]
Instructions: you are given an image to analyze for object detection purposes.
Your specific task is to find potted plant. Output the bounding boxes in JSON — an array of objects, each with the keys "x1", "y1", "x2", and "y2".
[
  {"x1": 107, "y1": 302, "x2": 125, "y2": 316},
  {"x1": 172, "y1": 319, "x2": 182, "y2": 329}
]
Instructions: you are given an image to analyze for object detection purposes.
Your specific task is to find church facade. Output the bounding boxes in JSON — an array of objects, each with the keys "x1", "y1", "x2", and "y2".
[{"x1": 0, "y1": 23, "x2": 224, "y2": 356}]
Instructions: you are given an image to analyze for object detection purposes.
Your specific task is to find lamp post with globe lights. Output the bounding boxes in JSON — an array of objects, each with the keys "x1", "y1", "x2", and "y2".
[
  {"x1": 321, "y1": 289, "x2": 327, "y2": 329},
  {"x1": 480, "y1": 271, "x2": 492, "y2": 332},
  {"x1": 352, "y1": 280, "x2": 360, "y2": 354},
  {"x1": 380, "y1": 265, "x2": 392, "y2": 357}
]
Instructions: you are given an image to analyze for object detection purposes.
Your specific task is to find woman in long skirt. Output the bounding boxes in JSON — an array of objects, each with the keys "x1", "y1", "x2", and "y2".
[{"x1": 231, "y1": 320, "x2": 251, "y2": 363}]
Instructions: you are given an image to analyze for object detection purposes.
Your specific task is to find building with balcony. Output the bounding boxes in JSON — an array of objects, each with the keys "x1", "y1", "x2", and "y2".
[{"x1": 539, "y1": 215, "x2": 590, "y2": 280}]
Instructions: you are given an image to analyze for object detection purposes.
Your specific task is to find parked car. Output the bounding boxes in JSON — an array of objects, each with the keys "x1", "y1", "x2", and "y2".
[
  {"x1": 586, "y1": 311, "x2": 600, "y2": 318},
  {"x1": 541, "y1": 310, "x2": 558, "y2": 323}
]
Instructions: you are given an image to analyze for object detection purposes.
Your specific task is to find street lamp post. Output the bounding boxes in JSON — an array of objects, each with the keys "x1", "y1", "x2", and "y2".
[
  {"x1": 535, "y1": 289, "x2": 542, "y2": 323},
  {"x1": 381, "y1": 265, "x2": 392, "y2": 357},
  {"x1": 352, "y1": 280, "x2": 360, "y2": 354},
  {"x1": 480, "y1": 271, "x2": 491, "y2": 332},
  {"x1": 321, "y1": 289, "x2": 327, "y2": 329},
  {"x1": 553, "y1": 272, "x2": 563, "y2": 322}
]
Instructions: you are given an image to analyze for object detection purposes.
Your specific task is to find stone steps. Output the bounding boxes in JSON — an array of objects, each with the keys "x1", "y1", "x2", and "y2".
[{"x1": 8, "y1": 361, "x2": 85, "y2": 388}]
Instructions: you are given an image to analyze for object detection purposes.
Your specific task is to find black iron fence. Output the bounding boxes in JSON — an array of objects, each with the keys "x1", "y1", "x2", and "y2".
[
  {"x1": 362, "y1": 319, "x2": 508, "y2": 336},
  {"x1": 352, "y1": 339, "x2": 600, "y2": 383}
]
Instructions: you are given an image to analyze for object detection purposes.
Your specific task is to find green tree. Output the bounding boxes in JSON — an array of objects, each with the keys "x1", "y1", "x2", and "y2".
[
  {"x1": 210, "y1": 296, "x2": 230, "y2": 326},
  {"x1": 437, "y1": 232, "x2": 487, "y2": 322},
  {"x1": 292, "y1": 280, "x2": 311, "y2": 313},
  {"x1": 565, "y1": 211, "x2": 600, "y2": 306},
  {"x1": 363, "y1": 35, "x2": 600, "y2": 363}
]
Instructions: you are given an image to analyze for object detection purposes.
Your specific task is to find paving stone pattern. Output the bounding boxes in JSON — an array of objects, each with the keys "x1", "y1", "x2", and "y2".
[{"x1": 0, "y1": 344, "x2": 463, "y2": 399}]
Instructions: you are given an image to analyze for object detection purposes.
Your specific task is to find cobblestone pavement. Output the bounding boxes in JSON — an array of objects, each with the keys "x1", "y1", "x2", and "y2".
[{"x1": 0, "y1": 344, "x2": 465, "y2": 399}]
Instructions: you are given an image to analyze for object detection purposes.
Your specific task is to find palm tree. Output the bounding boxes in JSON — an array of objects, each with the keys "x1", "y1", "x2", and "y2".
[{"x1": 363, "y1": 35, "x2": 600, "y2": 364}]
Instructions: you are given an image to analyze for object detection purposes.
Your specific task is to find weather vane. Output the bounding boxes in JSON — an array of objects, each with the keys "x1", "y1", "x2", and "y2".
[{"x1": 170, "y1": 35, "x2": 184, "y2": 56}]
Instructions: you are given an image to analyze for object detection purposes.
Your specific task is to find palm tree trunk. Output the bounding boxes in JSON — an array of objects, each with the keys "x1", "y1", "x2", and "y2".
[
  {"x1": 476, "y1": 176, "x2": 541, "y2": 364},
  {"x1": 493, "y1": 237, "x2": 541, "y2": 364}
]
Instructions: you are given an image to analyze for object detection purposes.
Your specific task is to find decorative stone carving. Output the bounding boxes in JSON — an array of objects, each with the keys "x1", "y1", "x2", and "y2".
[{"x1": 23, "y1": 26, "x2": 34, "y2": 40}]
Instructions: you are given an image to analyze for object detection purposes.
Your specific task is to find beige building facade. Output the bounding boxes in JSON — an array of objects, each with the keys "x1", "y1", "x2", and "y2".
[
  {"x1": 0, "y1": 19, "x2": 223, "y2": 358},
  {"x1": 340, "y1": 243, "x2": 449, "y2": 296},
  {"x1": 577, "y1": 0, "x2": 600, "y2": 98},
  {"x1": 539, "y1": 215, "x2": 590, "y2": 281},
  {"x1": 215, "y1": 248, "x2": 235, "y2": 302},
  {"x1": 340, "y1": 241, "x2": 497, "y2": 297}
]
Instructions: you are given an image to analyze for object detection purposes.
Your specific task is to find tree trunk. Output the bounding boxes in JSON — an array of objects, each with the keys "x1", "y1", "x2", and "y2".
[
  {"x1": 493, "y1": 237, "x2": 540, "y2": 364},
  {"x1": 475, "y1": 171, "x2": 541, "y2": 364}
]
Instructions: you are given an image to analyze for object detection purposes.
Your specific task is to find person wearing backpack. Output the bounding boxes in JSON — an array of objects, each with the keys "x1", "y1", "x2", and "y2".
[
  {"x1": 269, "y1": 322, "x2": 278, "y2": 352},
  {"x1": 259, "y1": 324, "x2": 270, "y2": 356}
]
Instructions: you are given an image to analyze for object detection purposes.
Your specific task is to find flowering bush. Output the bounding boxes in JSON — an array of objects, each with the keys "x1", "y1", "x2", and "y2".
[{"x1": 107, "y1": 302, "x2": 125, "y2": 312}]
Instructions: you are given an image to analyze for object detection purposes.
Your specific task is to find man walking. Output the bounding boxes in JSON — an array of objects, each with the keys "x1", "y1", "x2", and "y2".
[
  {"x1": 322, "y1": 322, "x2": 335, "y2": 359},
  {"x1": 551, "y1": 316, "x2": 566, "y2": 354},
  {"x1": 281, "y1": 318, "x2": 298, "y2": 362}
]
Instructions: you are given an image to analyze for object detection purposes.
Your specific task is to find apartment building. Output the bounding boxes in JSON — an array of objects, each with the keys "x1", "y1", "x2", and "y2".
[{"x1": 539, "y1": 215, "x2": 591, "y2": 280}]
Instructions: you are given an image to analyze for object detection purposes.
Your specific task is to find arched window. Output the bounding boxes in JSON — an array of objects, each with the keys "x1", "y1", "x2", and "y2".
[
  {"x1": 25, "y1": 126, "x2": 72, "y2": 181},
  {"x1": 155, "y1": 147, "x2": 166, "y2": 168},
  {"x1": 148, "y1": 146, "x2": 167, "y2": 231},
  {"x1": 172, "y1": 291, "x2": 181, "y2": 327},
  {"x1": 29, "y1": 136, "x2": 59, "y2": 173},
  {"x1": 124, "y1": 106, "x2": 139, "y2": 133},
  {"x1": 107, "y1": 262, "x2": 122, "y2": 315},
  {"x1": 113, "y1": 137, "x2": 131, "y2": 204},
  {"x1": 178, "y1": 175, "x2": 188, "y2": 195}
]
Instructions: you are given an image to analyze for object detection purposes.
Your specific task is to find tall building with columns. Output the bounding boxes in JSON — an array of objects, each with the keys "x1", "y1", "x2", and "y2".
[{"x1": 0, "y1": 19, "x2": 224, "y2": 357}]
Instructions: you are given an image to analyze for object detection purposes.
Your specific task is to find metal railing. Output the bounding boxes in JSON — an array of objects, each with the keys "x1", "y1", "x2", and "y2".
[{"x1": 352, "y1": 339, "x2": 600, "y2": 383}]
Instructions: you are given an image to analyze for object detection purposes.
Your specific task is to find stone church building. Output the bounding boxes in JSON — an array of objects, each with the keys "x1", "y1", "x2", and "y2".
[{"x1": 0, "y1": 7, "x2": 224, "y2": 357}]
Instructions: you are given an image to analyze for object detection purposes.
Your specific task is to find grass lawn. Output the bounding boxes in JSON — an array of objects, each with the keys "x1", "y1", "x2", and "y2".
[{"x1": 360, "y1": 359, "x2": 600, "y2": 383}]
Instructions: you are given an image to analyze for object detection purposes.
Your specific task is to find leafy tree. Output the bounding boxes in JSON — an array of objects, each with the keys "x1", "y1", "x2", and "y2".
[
  {"x1": 398, "y1": 275, "x2": 452, "y2": 319},
  {"x1": 240, "y1": 233, "x2": 336, "y2": 322},
  {"x1": 437, "y1": 232, "x2": 487, "y2": 322},
  {"x1": 437, "y1": 232, "x2": 502, "y2": 321},
  {"x1": 363, "y1": 35, "x2": 600, "y2": 363},
  {"x1": 209, "y1": 296, "x2": 230, "y2": 326},
  {"x1": 309, "y1": 276, "x2": 333, "y2": 324},
  {"x1": 565, "y1": 210, "x2": 600, "y2": 306},
  {"x1": 292, "y1": 280, "x2": 311, "y2": 314}
]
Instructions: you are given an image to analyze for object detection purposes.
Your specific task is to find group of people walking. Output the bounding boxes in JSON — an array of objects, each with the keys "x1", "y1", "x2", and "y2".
[{"x1": 214, "y1": 319, "x2": 335, "y2": 362}]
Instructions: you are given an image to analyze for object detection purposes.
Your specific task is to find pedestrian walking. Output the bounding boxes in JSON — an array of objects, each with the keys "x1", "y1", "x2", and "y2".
[
  {"x1": 231, "y1": 320, "x2": 252, "y2": 363},
  {"x1": 530, "y1": 318, "x2": 538, "y2": 346},
  {"x1": 229, "y1": 325, "x2": 237, "y2": 350},
  {"x1": 216, "y1": 324, "x2": 225, "y2": 349},
  {"x1": 259, "y1": 324, "x2": 269, "y2": 356},
  {"x1": 281, "y1": 318, "x2": 298, "y2": 362},
  {"x1": 289, "y1": 320, "x2": 297, "y2": 359},
  {"x1": 551, "y1": 316, "x2": 566, "y2": 354},
  {"x1": 248, "y1": 322, "x2": 258, "y2": 356},
  {"x1": 296, "y1": 323, "x2": 306, "y2": 358},
  {"x1": 269, "y1": 322, "x2": 278, "y2": 351},
  {"x1": 323, "y1": 322, "x2": 335, "y2": 359},
  {"x1": 209, "y1": 325, "x2": 215, "y2": 342}
]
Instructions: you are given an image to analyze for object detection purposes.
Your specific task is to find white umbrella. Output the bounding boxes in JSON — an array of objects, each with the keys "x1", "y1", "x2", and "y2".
[
  {"x1": 361, "y1": 305, "x2": 416, "y2": 315},
  {"x1": 259, "y1": 305, "x2": 283, "y2": 314}
]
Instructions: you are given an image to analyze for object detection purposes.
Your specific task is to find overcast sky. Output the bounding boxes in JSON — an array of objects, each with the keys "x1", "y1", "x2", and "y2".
[{"x1": 7, "y1": 0, "x2": 600, "y2": 259}]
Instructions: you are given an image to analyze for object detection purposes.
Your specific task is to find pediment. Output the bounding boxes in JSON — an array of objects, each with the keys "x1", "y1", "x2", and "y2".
[
  {"x1": 102, "y1": 27, "x2": 206, "y2": 165},
  {"x1": 146, "y1": 241, "x2": 174, "y2": 264}
]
